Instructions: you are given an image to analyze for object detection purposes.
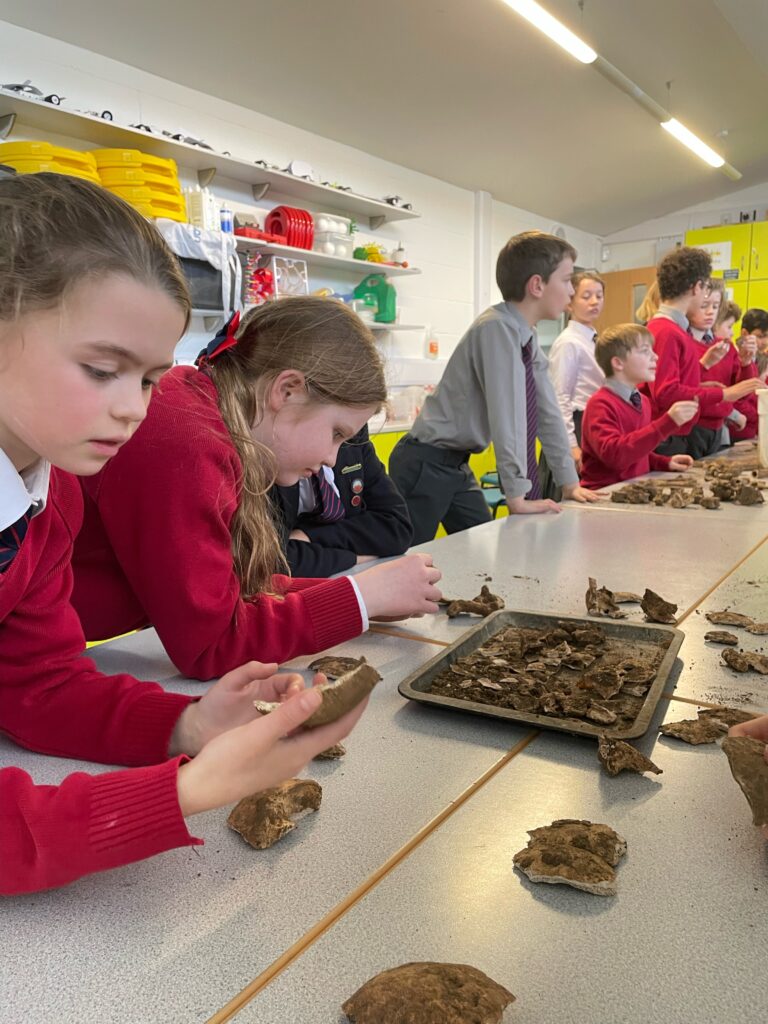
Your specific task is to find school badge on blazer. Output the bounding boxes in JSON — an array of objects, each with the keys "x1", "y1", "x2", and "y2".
[
  {"x1": 341, "y1": 463, "x2": 362, "y2": 474},
  {"x1": 351, "y1": 479, "x2": 363, "y2": 494}
]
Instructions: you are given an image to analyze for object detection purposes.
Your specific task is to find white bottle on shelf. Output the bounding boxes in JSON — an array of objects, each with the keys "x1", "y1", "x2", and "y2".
[{"x1": 186, "y1": 185, "x2": 205, "y2": 228}]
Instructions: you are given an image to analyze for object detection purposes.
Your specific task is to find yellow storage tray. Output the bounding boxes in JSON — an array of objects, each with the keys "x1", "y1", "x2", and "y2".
[
  {"x1": 149, "y1": 195, "x2": 187, "y2": 219},
  {"x1": 0, "y1": 142, "x2": 97, "y2": 174},
  {"x1": 2, "y1": 157, "x2": 101, "y2": 184},
  {"x1": 107, "y1": 184, "x2": 154, "y2": 203},
  {"x1": 90, "y1": 148, "x2": 178, "y2": 178},
  {"x1": 98, "y1": 166, "x2": 181, "y2": 194}
]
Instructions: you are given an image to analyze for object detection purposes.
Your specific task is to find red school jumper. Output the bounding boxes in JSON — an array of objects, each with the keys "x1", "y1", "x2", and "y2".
[
  {"x1": 580, "y1": 386, "x2": 675, "y2": 489},
  {"x1": 0, "y1": 470, "x2": 198, "y2": 895},
  {"x1": 71, "y1": 366, "x2": 363, "y2": 680},
  {"x1": 701, "y1": 338, "x2": 759, "y2": 441},
  {"x1": 646, "y1": 317, "x2": 727, "y2": 432}
]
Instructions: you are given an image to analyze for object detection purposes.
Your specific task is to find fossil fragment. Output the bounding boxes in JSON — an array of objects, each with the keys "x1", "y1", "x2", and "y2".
[
  {"x1": 660, "y1": 717, "x2": 724, "y2": 744},
  {"x1": 641, "y1": 589, "x2": 678, "y2": 624},
  {"x1": 611, "y1": 483, "x2": 653, "y2": 504},
  {"x1": 745, "y1": 622, "x2": 768, "y2": 636},
  {"x1": 578, "y1": 667, "x2": 624, "y2": 700},
  {"x1": 341, "y1": 962, "x2": 515, "y2": 1024},
  {"x1": 699, "y1": 496, "x2": 721, "y2": 510},
  {"x1": 585, "y1": 577, "x2": 627, "y2": 619},
  {"x1": 314, "y1": 743, "x2": 346, "y2": 760},
  {"x1": 227, "y1": 779, "x2": 322, "y2": 849},
  {"x1": 735, "y1": 483, "x2": 764, "y2": 506},
  {"x1": 722, "y1": 648, "x2": 768, "y2": 675},
  {"x1": 704, "y1": 630, "x2": 739, "y2": 645},
  {"x1": 254, "y1": 663, "x2": 382, "y2": 726},
  {"x1": 597, "y1": 735, "x2": 663, "y2": 776},
  {"x1": 706, "y1": 610, "x2": 756, "y2": 628},
  {"x1": 586, "y1": 702, "x2": 618, "y2": 725},
  {"x1": 618, "y1": 660, "x2": 657, "y2": 685},
  {"x1": 514, "y1": 819, "x2": 627, "y2": 896},
  {"x1": 307, "y1": 655, "x2": 368, "y2": 679},
  {"x1": 612, "y1": 592, "x2": 642, "y2": 604},
  {"x1": 721, "y1": 736, "x2": 768, "y2": 826},
  {"x1": 697, "y1": 706, "x2": 755, "y2": 730},
  {"x1": 445, "y1": 585, "x2": 505, "y2": 618}
]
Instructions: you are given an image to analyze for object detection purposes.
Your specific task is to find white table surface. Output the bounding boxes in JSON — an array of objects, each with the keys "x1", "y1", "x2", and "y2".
[{"x1": 4, "y1": 493, "x2": 767, "y2": 1023}]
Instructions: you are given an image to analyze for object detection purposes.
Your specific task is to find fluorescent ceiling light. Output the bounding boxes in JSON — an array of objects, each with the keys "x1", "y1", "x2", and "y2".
[
  {"x1": 660, "y1": 118, "x2": 725, "y2": 168},
  {"x1": 502, "y1": 0, "x2": 597, "y2": 63}
]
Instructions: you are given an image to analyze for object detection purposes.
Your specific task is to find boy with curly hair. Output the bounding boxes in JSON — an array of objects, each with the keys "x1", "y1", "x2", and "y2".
[{"x1": 647, "y1": 247, "x2": 763, "y2": 458}]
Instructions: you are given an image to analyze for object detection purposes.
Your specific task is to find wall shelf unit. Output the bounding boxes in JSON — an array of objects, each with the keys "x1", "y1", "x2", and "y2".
[
  {"x1": 234, "y1": 234, "x2": 420, "y2": 277},
  {"x1": 0, "y1": 90, "x2": 420, "y2": 227}
]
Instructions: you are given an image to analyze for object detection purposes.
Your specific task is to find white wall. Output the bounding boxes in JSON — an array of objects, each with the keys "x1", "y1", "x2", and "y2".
[
  {"x1": 599, "y1": 182, "x2": 768, "y2": 273},
  {"x1": 0, "y1": 20, "x2": 601, "y2": 372}
]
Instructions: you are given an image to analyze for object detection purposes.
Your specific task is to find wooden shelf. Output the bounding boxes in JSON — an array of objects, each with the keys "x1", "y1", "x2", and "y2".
[
  {"x1": 235, "y1": 235, "x2": 421, "y2": 276},
  {"x1": 0, "y1": 91, "x2": 420, "y2": 227}
]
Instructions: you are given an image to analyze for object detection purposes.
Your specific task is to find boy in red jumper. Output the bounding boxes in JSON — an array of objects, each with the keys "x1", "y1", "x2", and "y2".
[
  {"x1": 0, "y1": 175, "x2": 366, "y2": 894},
  {"x1": 580, "y1": 325, "x2": 697, "y2": 489},
  {"x1": 693, "y1": 291, "x2": 759, "y2": 442},
  {"x1": 647, "y1": 247, "x2": 763, "y2": 459}
]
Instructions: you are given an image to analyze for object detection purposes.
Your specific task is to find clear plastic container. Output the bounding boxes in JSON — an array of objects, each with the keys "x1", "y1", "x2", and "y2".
[
  {"x1": 313, "y1": 231, "x2": 356, "y2": 259},
  {"x1": 313, "y1": 212, "x2": 352, "y2": 235}
]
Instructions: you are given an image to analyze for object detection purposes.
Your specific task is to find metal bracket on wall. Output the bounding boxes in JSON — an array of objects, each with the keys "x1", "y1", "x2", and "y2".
[
  {"x1": 370, "y1": 214, "x2": 385, "y2": 230},
  {"x1": 0, "y1": 112, "x2": 16, "y2": 140},
  {"x1": 197, "y1": 167, "x2": 270, "y2": 203}
]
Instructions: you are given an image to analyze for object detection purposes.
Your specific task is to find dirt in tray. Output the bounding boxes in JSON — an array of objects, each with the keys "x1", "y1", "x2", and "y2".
[{"x1": 428, "y1": 621, "x2": 664, "y2": 730}]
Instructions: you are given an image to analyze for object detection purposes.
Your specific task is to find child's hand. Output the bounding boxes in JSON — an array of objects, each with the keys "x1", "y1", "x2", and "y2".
[
  {"x1": 507, "y1": 495, "x2": 561, "y2": 514},
  {"x1": 723, "y1": 378, "x2": 766, "y2": 402},
  {"x1": 730, "y1": 411, "x2": 748, "y2": 432},
  {"x1": 170, "y1": 661, "x2": 319, "y2": 756},
  {"x1": 289, "y1": 529, "x2": 311, "y2": 543},
  {"x1": 561, "y1": 483, "x2": 605, "y2": 504},
  {"x1": 176, "y1": 687, "x2": 368, "y2": 817},
  {"x1": 738, "y1": 335, "x2": 758, "y2": 365},
  {"x1": 668, "y1": 400, "x2": 700, "y2": 426},
  {"x1": 571, "y1": 445, "x2": 583, "y2": 473},
  {"x1": 356, "y1": 553, "x2": 442, "y2": 619},
  {"x1": 668, "y1": 454, "x2": 694, "y2": 471},
  {"x1": 699, "y1": 340, "x2": 730, "y2": 369}
]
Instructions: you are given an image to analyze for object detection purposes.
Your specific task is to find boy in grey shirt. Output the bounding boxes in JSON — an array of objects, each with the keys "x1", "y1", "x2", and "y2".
[{"x1": 389, "y1": 231, "x2": 600, "y2": 544}]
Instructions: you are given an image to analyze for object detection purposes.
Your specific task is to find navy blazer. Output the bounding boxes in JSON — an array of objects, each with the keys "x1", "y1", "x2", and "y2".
[{"x1": 271, "y1": 426, "x2": 413, "y2": 577}]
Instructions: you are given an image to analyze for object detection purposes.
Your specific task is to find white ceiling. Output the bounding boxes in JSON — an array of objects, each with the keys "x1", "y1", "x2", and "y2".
[{"x1": 1, "y1": 0, "x2": 767, "y2": 235}]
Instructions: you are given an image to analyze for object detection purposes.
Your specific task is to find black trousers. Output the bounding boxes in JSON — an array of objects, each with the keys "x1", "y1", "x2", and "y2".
[
  {"x1": 388, "y1": 436, "x2": 492, "y2": 545},
  {"x1": 538, "y1": 409, "x2": 583, "y2": 501},
  {"x1": 656, "y1": 424, "x2": 721, "y2": 460}
]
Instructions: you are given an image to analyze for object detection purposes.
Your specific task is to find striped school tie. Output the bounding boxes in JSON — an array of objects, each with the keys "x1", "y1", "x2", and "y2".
[
  {"x1": 0, "y1": 504, "x2": 33, "y2": 573},
  {"x1": 521, "y1": 341, "x2": 542, "y2": 500},
  {"x1": 311, "y1": 472, "x2": 345, "y2": 523},
  {"x1": 629, "y1": 390, "x2": 643, "y2": 410}
]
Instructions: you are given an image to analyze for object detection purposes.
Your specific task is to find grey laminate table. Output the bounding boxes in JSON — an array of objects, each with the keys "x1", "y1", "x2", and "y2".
[
  {"x1": 3, "y1": 630, "x2": 531, "y2": 1024},
  {"x1": 240, "y1": 698, "x2": 768, "y2": 1024},
  {"x1": 5, "y1": 502, "x2": 767, "y2": 1023}
]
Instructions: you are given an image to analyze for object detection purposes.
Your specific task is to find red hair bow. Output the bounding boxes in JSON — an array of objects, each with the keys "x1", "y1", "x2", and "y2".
[{"x1": 195, "y1": 311, "x2": 241, "y2": 368}]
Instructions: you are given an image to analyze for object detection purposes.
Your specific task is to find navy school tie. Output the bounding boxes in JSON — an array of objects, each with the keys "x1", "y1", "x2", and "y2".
[
  {"x1": 629, "y1": 390, "x2": 643, "y2": 411},
  {"x1": 0, "y1": 504, "x2": 34, "y2": 573},
  {"x1": 521, "y1": 342, "x2": 542, "y2": 500},
  {"x1": 311, "y1": 472, "x2": 345, "y2": 523}
]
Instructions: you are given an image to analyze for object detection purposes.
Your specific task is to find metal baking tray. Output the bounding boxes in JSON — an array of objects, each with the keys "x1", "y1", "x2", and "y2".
[{"x1": 398, "y1": 609, "x2": 684, "y2": 740}]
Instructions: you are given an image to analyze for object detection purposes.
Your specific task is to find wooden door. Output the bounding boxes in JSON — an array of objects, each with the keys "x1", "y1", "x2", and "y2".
[{"x1": 594, "y1": 266, "x2": 657, "y2": 334}]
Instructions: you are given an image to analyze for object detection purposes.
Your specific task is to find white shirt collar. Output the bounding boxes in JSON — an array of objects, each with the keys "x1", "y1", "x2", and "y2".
[
  {"x1": 565, "y1": 319, "x2": 597, "y2": 344},
  {"x1": 0, "y1": 449, "x2": 51, "y2": 532}
]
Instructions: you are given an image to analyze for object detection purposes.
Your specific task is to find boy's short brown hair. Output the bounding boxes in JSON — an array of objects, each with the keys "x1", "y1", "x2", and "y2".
[
  {"x1": 742, "y1": 308, "x2": 768, "y2": 334},
  {"x1": 717, "y1": 299, "x2": 741, "y2": 328},
  {"x1": 595, "y1": 323, "x2": 652, "y2": 377},
  {"x1": 657, "y1": 246, "x2": 712, "y2": 301},
  {"x1": 496, "y1": 230, "x2": 577, "y2": 302}
]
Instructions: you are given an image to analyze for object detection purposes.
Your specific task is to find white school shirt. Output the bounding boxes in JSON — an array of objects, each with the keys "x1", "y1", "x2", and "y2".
[
  {"x1": 547, "y1": 319, "x2": 604, "y2": 447},
  {"x1": 0, "y1": 448, "x2": 51, "y2": 531}
]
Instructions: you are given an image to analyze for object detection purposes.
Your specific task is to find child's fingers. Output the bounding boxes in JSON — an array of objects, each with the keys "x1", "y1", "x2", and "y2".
[
  {"x1": 219, "y1": 661, "x2": 280, "y2": 691},
  {"x1": 269, "y1": 672, "x2": 306, "y2": 700},
  {"x1": 310, "y1": 671, "x2": 328, "y2": 688},
  {"x1": 263, "y1": 687, "x2": 323, "y2": 739}
]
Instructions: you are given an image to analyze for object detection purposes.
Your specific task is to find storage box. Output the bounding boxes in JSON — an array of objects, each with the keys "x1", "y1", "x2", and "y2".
[{"x1": 313, "y1": 231, "x2": 356, "y2": 259}]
